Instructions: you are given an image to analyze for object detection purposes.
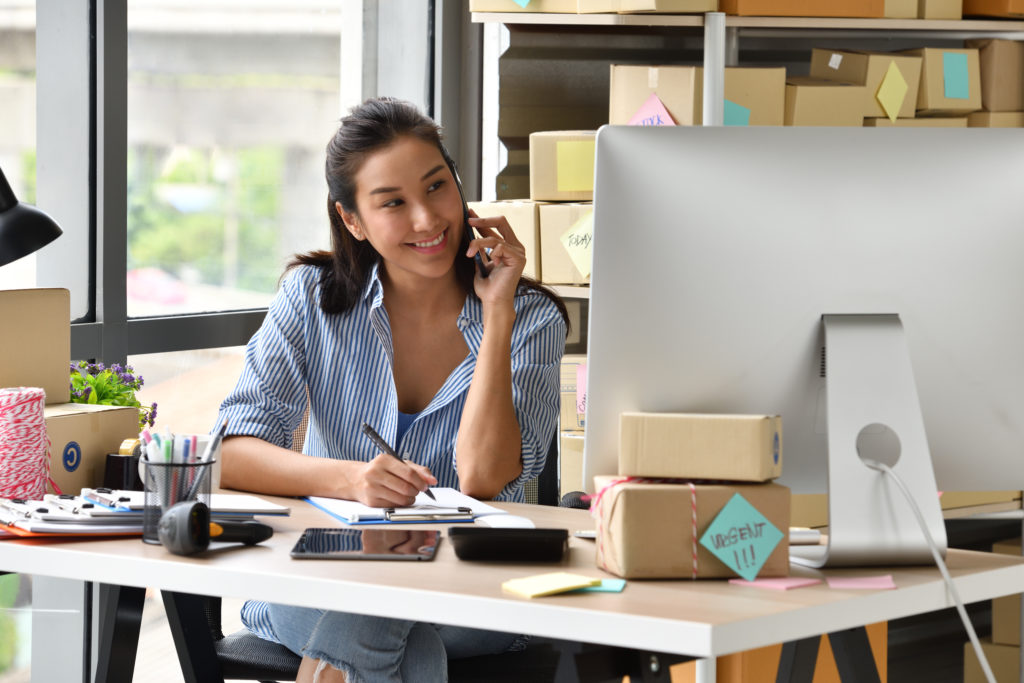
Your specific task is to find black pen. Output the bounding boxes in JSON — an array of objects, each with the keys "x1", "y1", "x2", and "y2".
[{"x1": 361, "y1": 422, "x2": 436, "y2": 500}]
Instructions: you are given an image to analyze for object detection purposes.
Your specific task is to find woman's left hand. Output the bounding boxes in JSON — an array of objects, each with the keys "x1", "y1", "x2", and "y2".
[{"x1": 465, "y1": 211, "x2": 526, "y2": 308}]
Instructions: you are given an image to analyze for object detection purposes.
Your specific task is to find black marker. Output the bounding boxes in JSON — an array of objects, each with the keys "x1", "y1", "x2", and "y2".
[{"x1": 361, "y1": 423, "x2": 436, "y2": 500}]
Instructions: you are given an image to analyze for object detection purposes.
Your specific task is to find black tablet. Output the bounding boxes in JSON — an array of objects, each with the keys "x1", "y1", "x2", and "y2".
[
  {"x1": 290, "y1": 528, "x2": 440, "y2": 561},
  {"x1": 448, "y1": 527, "x2": 568, "y2": 562}
]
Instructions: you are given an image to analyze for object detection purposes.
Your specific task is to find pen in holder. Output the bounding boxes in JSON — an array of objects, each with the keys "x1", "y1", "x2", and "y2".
[{"x1": 142, "y1": 457, "x2": 214, "y2": 544}]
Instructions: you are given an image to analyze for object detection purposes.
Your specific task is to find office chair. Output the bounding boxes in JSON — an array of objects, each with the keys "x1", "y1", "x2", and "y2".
[{"x1": 163, "y1": 411, "x2": 567, "y2": 683}]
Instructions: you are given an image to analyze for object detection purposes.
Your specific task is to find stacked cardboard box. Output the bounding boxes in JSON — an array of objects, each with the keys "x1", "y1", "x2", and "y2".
[
  {"x1": 593, "y1": 412, "x2": 790, "y2": 580},
  {"x1": 965, "y1": 39, "x2": 1024, "y2": 127},
  {"x1": 900, "y1": 47, "x2": 982, "y2": 116},
  {"x1": 467, "y1": 200, "x2": 542, "y2": 281},
  {"x1": 578, "y1": 0, "x2": 717, "y2": 11},
  {"x1": 558, "y1": 354, "x2": 587, "y2": 496},
  {"x1": 966, "y1": 538, "x2": 1021, "y2": 683},
  {"x1": 919, "y1": 0, "x2": 962, "y2": 17},
  {"x1": 808, "y1": 49, "x2": 922, "y2": 123},
  {"x1": 0, "y1": 289, "x2": 139, "y2": 496},
  {"x1": 963, "y1": 0, "x2": 1024, "y2": 17},
  {"x1": 785, "y1": 77, "x2": 866, "y2": 126},
  {"x1": 609, "y1": 64, "x2": 786, "y2": 127}
]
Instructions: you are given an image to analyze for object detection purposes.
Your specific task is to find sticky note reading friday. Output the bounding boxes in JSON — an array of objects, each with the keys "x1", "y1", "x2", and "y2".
[
  {"x1": 943, "y1": 52, "x2": 970, "y2": 100},
  {"x1": 724, "y1": 100, "x2": 751, "y2": 127},
  {"x1": 560, "y1": 209, "x2": 594, "y2": 278},
  {"x1": 556, "y1": 140, "x2": 596, "y2": 193},
  {"x1": 699, "y1": 493, "x2": 784, "y2": 582},
  {"x1": 628, "y1": 93, "x2": 676, "y2": 127},
  {"x1": 876, "y1": 61, "x2": 908, "y2": 122}
]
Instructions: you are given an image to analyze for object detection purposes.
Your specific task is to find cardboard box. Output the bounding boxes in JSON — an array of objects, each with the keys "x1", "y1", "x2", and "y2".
[
  {"x1": 470, "y1": 0, "x2": 578, "y2": 11},
  {"x1": 965, "y1": 39, "x2": 1024, "y2": 112},
  {"x1": 864, "y1": 116, "x2": 968, "y2": 126},
  {"x1": 538, "y1": 203, "x2": 592, "y2": 285},
  {"x1": 963, "y1": 0, "x2": 1024, "y2": 16},
  {"x1": 0, "y1": 288, "x2": 70, "y2": 404},
  {"x1": 885, "y1": 0, "x2": 918, "y2": 16},
  {"x1": 579, "y1": 0, "x2": 716, "y2": 11},
  {"x1": 672, "y1": 622, "x2": 888, "y2": 682},
  {"x1": 792, "y1": 493, "x2": 828, "y2": 528},
  {"x1": 901, "y1": 48, "x2": 982, "y2": 115},
  {"x1": 619, "y1": 412, "x2": 782, "y2": 482},
  {"x1": 467, "y1": 200, "x2": 542, "y2": 280},
  {"x1": 992, "y1": 538, "x2": 1021, "y2": 645},
  {"x1": 609, "y1": 65, "x2": 786, "y2": 127},
  {"x1": 809, "y1": 50, "x2": 922, "y2": 119},
  {"x1": 559, "y1": 432, "x2": 585, "y2": 497},
  {"x1": 44, "y1": 402, "x2": 141, "y2": 496},
  {"x1": 560, "y1": 353, "x2": 587, "y2": 431},
  {"x1": 529, "y1": 131, "x2": 596, "y2": 202},
  {"x1": 593, "y1": 476, "x2": 790, "y2": 579},
  {"x1": 964, "y1": 639, "x2": 1019, "y2": 683},
  {"x1": 785, "y1": 78, "x2": 866, "y2": 126},
  {"x1": 720, "y1": 0, "x2": 885, "y2": 16},
  {"x1": 968, "y1": 111, "x2": 1024, "y2": 126},
  {"x1": 918, "y1": 0, "x2": 962, "y2": 17}
]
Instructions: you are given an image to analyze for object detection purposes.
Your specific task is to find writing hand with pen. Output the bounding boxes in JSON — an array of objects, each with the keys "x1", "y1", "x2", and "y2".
[{"x1": 357, "y1": 423, "x2": 437, "y2": 508}]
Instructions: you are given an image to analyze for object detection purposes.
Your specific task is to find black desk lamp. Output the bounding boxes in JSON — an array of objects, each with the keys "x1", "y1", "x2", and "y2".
[{"x1": 0, "y1": 165, "x2": 63, "y2": 267}]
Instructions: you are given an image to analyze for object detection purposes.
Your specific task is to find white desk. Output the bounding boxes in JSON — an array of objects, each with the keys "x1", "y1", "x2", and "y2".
[{"x1": 6, "y1": 499, "x2": 1024, "y2": 682}]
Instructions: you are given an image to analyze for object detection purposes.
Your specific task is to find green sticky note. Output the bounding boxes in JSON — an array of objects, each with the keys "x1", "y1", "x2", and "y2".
[
  {"x1": 723, "y1": 100, "x2": 751, "y2": 126},
  {"x1": 572, "y1": 578, "x2": 627, "y2": 593},
  {"x1": 943, "y1": 52, "x2": 969, "y2": 100},
  {"x1": 514, "y1": 0, "x2": 531, "y2": 6},
  {"x1": 556, "y1": 140, "x2": 596, "y2": 193},
  {"x1": 699, "y1": 493, "x2": 784, "y2": 582}
]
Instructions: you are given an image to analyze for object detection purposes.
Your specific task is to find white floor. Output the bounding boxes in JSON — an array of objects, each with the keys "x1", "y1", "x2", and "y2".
[{"x1": 0, "y1": 588, "x2": 249, "y2": 683}]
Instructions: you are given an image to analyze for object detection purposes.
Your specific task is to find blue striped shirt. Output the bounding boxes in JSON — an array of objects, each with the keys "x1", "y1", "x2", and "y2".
[{"x1": 217, "y1": 262, "x2": 566, "y2": 643}]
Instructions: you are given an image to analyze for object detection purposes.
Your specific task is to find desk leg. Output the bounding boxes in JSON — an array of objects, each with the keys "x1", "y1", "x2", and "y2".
[
  {"x1": 776, "y1": 636, "x2": 819, "y2": 683},
  {"x1": 93, "y1": 583, "x2": 145, "y2": 683},
  {"x1": 31, "y1": 576, "x2": 90, "y2": 683},
  {"x1": 694, "y1": 657, "x2": 716, "y2": 683},
  {"x1": 827, "y1": 627, "x2": 882, "y2": 683}
]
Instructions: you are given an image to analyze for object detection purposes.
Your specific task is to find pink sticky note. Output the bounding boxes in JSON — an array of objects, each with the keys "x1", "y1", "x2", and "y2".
[
  {"x1": 729, "y1": 577, "x2": 822, "y2": 591},
  {"x1": 576, "y1": 363, "x2": 587, "y2": 414},
  {"x1": 826, "y1": 575, "x2": 897, "y2": 590},
  {"x1": 627, "y1": 93, "x2": 676, "y2": 127}
]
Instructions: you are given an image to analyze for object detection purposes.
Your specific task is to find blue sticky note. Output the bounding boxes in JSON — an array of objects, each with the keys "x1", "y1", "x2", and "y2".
[
  {"x1": 943, "y1": 52, "x2": 969, "y2": 100},
  {"x1": 572, "y1": 578, "x2": 627, "y2": 593},
  {"x1": 513, "y1": 0, "x2": 531, "y2": 7},
  {"x1": 699, "y1": 493, "x2": 784, "y2": 582},
  {"x1": 724, "y1": 100, "x2": 751, "y2": 127}
]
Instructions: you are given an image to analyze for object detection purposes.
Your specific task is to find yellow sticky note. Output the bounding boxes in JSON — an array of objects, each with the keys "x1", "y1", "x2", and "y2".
[
  {"x1": 559, "y1": 210, "x2": 594, "y2": 279},
  {"x1": 502, "y1": 572, "x2": 601, "y2": 599},
  {"x1": 556, "y1": 140, "x2": 596, "y2": 193},
  {"x1": 875, "y1": 61, "x2": 908, "y2": 123}
]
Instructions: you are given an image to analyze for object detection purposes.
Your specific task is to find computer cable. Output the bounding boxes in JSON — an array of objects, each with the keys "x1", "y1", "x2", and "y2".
[{"x1": 864, "y1": 460, "x2": 996, "y2": 683}]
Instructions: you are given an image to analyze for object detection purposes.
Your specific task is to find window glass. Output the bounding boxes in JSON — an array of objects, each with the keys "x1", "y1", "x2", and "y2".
[
  {"x1": 129, "y1": 346, "x2": 247, "y2": 436},
  {"x1": 125, "y1": 2, "x2": 339, "y2": 317},
  {"x1": 0, "y1": 0, "x2": 38, "y2": 291}
]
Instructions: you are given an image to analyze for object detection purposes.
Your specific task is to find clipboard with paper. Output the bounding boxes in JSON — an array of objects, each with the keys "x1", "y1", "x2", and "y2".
[{"x1": 306, "y1": 487, "x2": 507, "y2": 525}]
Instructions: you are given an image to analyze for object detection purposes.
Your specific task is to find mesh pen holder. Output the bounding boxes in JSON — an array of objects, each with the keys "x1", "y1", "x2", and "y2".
[{"x1": 142, "y1": 457, "x2": 214, "y2": 544}]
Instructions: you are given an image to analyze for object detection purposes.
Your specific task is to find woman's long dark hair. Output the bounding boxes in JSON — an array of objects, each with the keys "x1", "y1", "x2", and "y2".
[{"x1": 288, "y1": 97, "x2": 569, "y2": 329}]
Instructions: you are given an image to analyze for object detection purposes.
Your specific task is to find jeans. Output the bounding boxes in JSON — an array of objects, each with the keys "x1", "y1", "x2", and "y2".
[{"x1": 267, "y1": 603, "x2": 523, "y2": 683}]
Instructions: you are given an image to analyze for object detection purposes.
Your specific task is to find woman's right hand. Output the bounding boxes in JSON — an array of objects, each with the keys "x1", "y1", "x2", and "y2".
[{"x1": 350, "y1": 454, "x2": 437, "y2": 508}]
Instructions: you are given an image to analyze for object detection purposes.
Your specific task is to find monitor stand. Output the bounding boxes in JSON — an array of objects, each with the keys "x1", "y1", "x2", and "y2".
[{"x1": 790, "y1": 314, "x2": 947, "y2": 568}]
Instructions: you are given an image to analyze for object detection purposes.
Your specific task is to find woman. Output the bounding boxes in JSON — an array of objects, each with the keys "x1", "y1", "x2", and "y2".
[{"x1": 216, "y1": 97, "x2": 568, "y2": 682}]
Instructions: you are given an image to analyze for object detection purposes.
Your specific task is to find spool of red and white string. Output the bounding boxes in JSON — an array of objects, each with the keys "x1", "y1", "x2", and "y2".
[{"x1": 0, "y1": 387, "x2": 51, "y2": 500}]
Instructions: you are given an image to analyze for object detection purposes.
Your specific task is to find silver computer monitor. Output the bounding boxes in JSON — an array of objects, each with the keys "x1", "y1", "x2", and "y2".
[{"x1": 584, "y1": 125, "x2": 1024, "y2": 567}]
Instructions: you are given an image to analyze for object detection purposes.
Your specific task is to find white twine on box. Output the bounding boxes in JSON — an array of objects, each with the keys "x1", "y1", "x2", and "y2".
[{"x1": 0, "y1": 387, "x2": 53, "y2": 499}]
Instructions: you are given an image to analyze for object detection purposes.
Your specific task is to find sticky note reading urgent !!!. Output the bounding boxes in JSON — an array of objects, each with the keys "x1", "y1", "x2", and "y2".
[
  {"x1": 699, "y1": 493, "x2": 784, "y2": 582},
  {"x1": 943, "y1": 52, "x2": 970, "y2": 100},
  {"x1": 628, "y1": 93, "x2": 676, "y2": 127},
  {"x1": 876, "y1": 60, "x2": 908, "y2": 122},
  {"x1": 556, "y1": 141, "x2": 596, "y2": 193},
  {"x1": 560, "y1": 209, "x2": 594, "y2": 278}
]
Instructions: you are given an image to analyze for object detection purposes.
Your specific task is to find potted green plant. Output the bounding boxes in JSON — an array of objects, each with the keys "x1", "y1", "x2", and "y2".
[{"x1": 69, "y1": 361, "x2": 157, "y2": 431}]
